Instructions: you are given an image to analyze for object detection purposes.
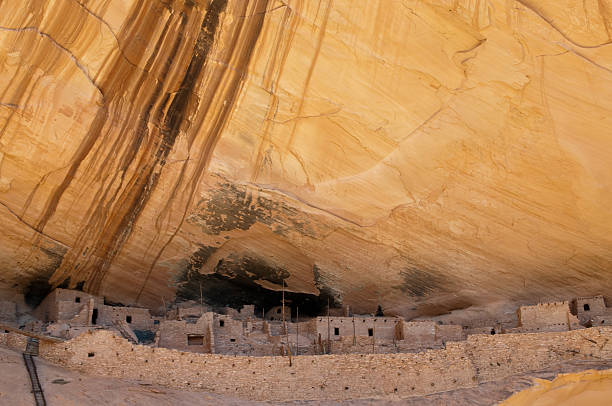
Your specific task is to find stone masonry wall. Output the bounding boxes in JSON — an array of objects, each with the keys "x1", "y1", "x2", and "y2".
[
  {"x1": 99, "y1": 305, "x2": 153, "y2": 331},
  {"x1": 32, "y1": 327, "x2": 612, "y2": 402},
  {"x1": 0, "y1": 300, "x2": 16, "y2": 323},
  {"x1": 0, "y1": 331, "x2": 27, "y2": 351}
]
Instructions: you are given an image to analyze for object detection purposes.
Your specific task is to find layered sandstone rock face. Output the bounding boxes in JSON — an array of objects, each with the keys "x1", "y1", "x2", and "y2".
[{"x1": 0, "y1": 0, "x2": 611, "y2": 315}]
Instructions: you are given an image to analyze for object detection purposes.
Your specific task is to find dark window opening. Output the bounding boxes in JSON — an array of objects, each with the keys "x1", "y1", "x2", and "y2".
[
  {"x1": 75, "y1": 297, "x2": 80, "y2": 303},
  {"x1": 126, "y1": 315, "x2": 132, "y2": 323},
  {"x1": 584, "y1": 304, "x2": 590, "y2": 311},
  {"x1": 87, "y1": 352, "x2": 95, "y2": 357},
  {"x1": 91, "y1": 308, "x2": 98, "y2": 325},
  {"x1": 219, "y1": 320, "x2": 224, "y2": 327},
  {"x1": 602, "y1": 320, "x2": 605, "y2": 324},
  {"x1": 230, "y1": 338, "x2": 236, "y2": 342},
  {"x1": 334, "y1": 327, "x2": 339, "y2": 336},
  {"x1": 368, "y1": 328, "x2": 373, "y2": 337},
  {"x1": 188, "y1": 335, "x2": 204, "y2": 346},
  {"x1": 153, "y1": 320, "x2": 160, "y2": 325},
  {"x1": 490, "y1": 329, "x2": 496, "y2": 335},
  {"x1": 277, "y1": 308, "x2": 281, "y2": 314}
]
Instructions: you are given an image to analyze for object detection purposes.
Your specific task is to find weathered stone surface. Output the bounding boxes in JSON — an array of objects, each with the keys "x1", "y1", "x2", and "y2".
[{"x1": 0, "y1": 0, "x2": 611, "y2": 315}]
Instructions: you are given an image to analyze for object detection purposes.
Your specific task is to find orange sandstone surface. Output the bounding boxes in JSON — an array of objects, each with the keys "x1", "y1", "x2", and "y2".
[
  {"x1": 499, "y1": 368, "x2": 612, "y2": 406},
  {"x1": 1, "y1": 0, "x2": 612, "y2": 317}
]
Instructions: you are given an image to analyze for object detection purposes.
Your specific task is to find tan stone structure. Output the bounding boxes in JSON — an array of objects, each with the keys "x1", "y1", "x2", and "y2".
[
  {"x1": 0, "y1": 300, "x2": 16, "y2": 324},
  {"x1": 27, "y1": 288, "x2": 606, "y2": 358},
  {"x1": 572, "y1": 296, "x2": 612, "y2": 326},
  {"x1": 508, "y1": 301, "x2": 582, "y2": 333},
  {"x1": 0, "y1": 326, "x2": 605, "y2": 402},
  {"x1": 33, "y1": 288, "x2": 153, "y2": 340}
]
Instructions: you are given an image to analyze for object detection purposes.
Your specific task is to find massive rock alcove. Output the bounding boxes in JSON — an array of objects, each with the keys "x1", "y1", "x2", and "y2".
[{"x1": 0, "y1": 0, "x2": 611, "y2": 316}]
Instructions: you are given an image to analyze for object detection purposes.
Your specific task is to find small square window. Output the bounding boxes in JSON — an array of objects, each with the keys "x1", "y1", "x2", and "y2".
[
  {"x1": 334, "y1": 327, "x2": 339, "y2": 336},
  {"x1": 584, "y1": 304, "x2": 590, "y2": 311},
  {"x1": 230, "y1": 338, "x2": 236, "y2": 342},
  {"x1": 219, "y1": 320, "x2": 225, "y2": 327},
  {"x1": 368, "y1": 328, "x2": 373, "y2": 337},
  {"x1": 75, "y1": 297, "x2": 80, "y2": 303},
  {"x1": 153, "y1": 320, "x2": 160, "y2": 325},
  {"x1": 126, "y1": 315, "x2": 132, "y2": 323}
]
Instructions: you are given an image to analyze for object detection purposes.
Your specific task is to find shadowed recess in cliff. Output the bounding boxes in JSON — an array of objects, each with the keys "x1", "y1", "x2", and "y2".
[
  {"x1": 23, "y1": 245, "x2": 68, "y2": 307},
  {"x1": 175, "y1": 247, "x2": 338, "y2": 316}
]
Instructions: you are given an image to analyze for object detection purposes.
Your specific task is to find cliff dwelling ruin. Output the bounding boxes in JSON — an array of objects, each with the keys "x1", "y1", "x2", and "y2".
[{"x1": 1, "y1": 0, "x2": 612, "y2": 405}]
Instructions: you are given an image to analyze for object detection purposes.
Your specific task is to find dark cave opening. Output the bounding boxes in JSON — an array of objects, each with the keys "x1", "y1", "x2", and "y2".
[
  {"x1": 176, "y1": 249, "x2": 338, "y2": 318},
  {"x1": 177, "y1": 271, "x2": 337, "y2": 318}
]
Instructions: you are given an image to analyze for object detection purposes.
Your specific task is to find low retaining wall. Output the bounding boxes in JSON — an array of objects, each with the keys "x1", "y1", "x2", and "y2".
[{"x1": 3, "y1": 327, "x2": 612, "y2": 401}]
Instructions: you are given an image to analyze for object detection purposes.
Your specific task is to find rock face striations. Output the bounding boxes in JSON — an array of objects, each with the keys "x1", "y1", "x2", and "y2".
[{"x1": 0, "y1": 1, "x2": 611, "y2": 316}]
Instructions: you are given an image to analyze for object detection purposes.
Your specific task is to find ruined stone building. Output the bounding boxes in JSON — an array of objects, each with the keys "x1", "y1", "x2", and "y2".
[
  {"x1": 313, "y1": 317, "x2": 465, "y2": 354},
  {"x1": 32, "y1": 288, "x2": 154, "y2": 342},
  {"x1": 16, "y1": 288, "x2": 611, "y2": 358},
  {"x1": 507, "y1": 301, "x2": 582, "y2": 333},
  {"x1": 0, "y1": 300, "x2": 16, "y2": 324},
  {"x1": 572, "y1": 296, "x2": 612, "y2": 327}
]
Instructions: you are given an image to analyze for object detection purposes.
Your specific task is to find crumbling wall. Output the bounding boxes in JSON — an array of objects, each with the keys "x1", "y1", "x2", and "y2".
[
  {"x1": 574, "y1": 296, "x2": 610, "y2": 324},
  {"x1": 99, "y1": 305, "x2": 153, "y2": 331},
  {"x1": 0, "y1": 301, "x2": 16, "y2": 323},
  {"x1": 33, "y1": 289, "x2": 102, "y2": 324},
  {"x1": 316, "y1": 317, "x2": 400, "y2": 341},
  {"x1": 435, "y1": 324, "x2": 464, "y2": 343},
  {"x1": 401, "y1": 321, "x2": 436, "y2": 344},
  {"x1": 34, "y1": 327, "x2": 612, "y2": 402},
  {"x1": 0, "y1": 332, "x2": 27, "y2": 351},
  {"x1": 157, "y1": 312, "x2": 213, "y2": 353},
  {"x1": 38, "y1": 329, "x2": 475, "y2": 401},
  {"x1": 511, "y1": 302, "x2": 581, "y2": 333},
  {"x1": 265, "y1": 306, "x2": 290, "y2": 321},
  {"x1": 330, "y1": 336, "x2": 402, "y2": 354},
  {"x1": 592, "y1": 315, "x2": 612, "y2": 326}
]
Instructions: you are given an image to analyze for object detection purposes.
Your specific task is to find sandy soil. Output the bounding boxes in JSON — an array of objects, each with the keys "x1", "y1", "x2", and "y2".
[{"x1": 1, "y1": 346, "x2": 611, "y2": 406}]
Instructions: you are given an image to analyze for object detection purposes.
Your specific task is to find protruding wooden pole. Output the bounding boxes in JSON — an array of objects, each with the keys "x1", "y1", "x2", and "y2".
[
  {"x1": 327, "y1": 298, "x2": 330, "y2": 354},
  {"x1": 199, "y1": 281, "x2": 203, "y2": 314},
  {"x1": 353, "y1": 314, "x2": 356, "y2": 346},
  {"x1": 282, "y1": 280, "x2": 286, "y2": 335},
  {"x1": 296, "y1": 306, "x2": 299, "y2": 356}
]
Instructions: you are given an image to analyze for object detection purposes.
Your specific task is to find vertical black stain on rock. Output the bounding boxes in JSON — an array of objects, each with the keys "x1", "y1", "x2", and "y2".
[
  {"x1": 38, "y1": 0, "x2": 241, "y2": 295},
  {"x1": 159, "y1": 0, "x2": 227, "y2": 160},
  {"x1": 86, "y1": 0, "x2": 230, "y2": 291},
  {"x1": 135, "y1": 0, "x2": 271, "y2": 303}
]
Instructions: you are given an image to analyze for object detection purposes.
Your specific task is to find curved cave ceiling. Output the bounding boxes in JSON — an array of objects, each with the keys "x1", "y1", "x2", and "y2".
[{"x1": 0, "y1": 0, "x2": 611, "y2": 316}]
